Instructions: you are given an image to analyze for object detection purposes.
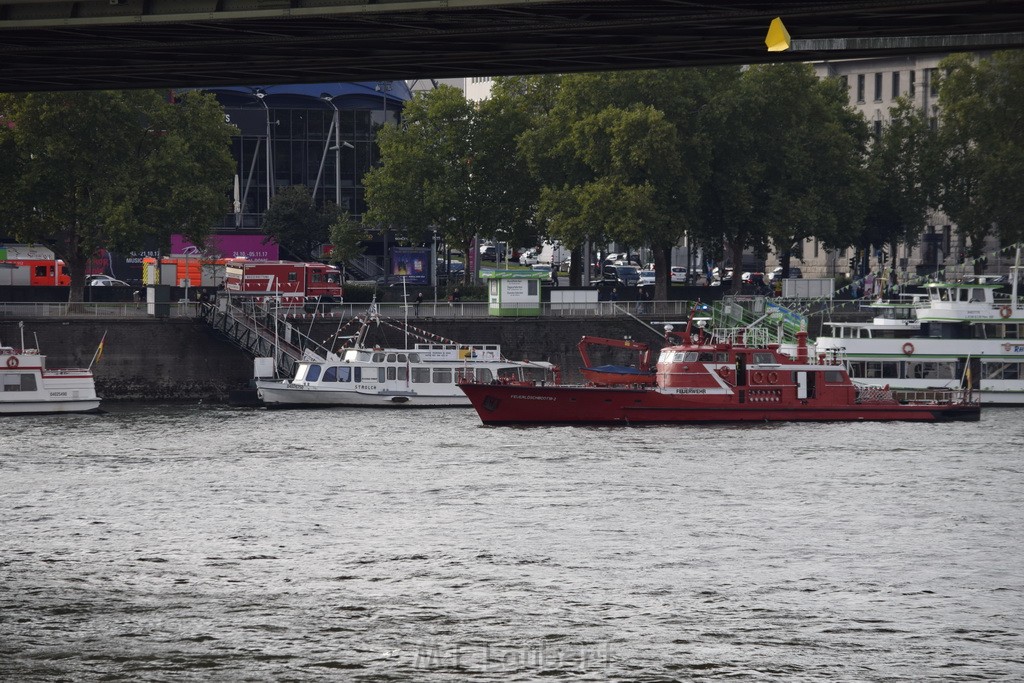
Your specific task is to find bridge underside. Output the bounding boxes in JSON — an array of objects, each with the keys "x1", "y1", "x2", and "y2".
[{"x1": 1, "y1": 0, "x2": 1024, "y2": 93}]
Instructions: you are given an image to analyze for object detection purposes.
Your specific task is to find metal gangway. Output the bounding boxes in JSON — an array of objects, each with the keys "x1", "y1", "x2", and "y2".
[{"x1": 199, "y1": 300, "x2": 326, "y2": 379}]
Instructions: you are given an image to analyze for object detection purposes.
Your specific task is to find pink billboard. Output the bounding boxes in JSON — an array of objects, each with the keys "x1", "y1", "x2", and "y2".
[{"x1": 170, "y1": 234, "x2": 279, "y2": 261}]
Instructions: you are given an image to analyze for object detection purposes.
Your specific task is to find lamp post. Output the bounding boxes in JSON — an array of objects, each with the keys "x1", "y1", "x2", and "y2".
[
  {"x1": 253, "y1": 88, "x2": 273, "y2": 209},
  {"x1": 375, "y1": 80, "x2": 393, "y2": 126},
  {"x1": 316, "y1": 94, "x2": 354, "y2": 210}
]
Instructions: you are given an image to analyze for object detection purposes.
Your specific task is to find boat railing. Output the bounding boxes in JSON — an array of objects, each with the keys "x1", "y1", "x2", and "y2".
[{"x1": 890, "y1": 387, "x2": 977, "y2": 406}]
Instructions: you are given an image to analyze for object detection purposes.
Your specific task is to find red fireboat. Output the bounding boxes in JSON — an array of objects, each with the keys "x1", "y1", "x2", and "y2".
[{"x1": 458, "y1": 306, "x2": 981, "y2": 425}]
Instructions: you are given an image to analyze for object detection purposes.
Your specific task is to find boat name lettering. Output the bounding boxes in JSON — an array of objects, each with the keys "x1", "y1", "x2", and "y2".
[
  {"x1": 673, "y1": 388, "x2": 707, "y2": 394},
  {"x1": 1001, "y1": 343, "x2": 1024, "y2": 353},
  {"x1": 511, "y1": 394, "x2": 555, "y2": 400},
  {"x1": 355, "y1": 384, "x2": 376, "y2": 391}
]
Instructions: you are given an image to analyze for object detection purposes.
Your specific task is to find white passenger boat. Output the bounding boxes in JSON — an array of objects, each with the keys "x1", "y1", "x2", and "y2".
[
  {"x1": 0, "y1": 323, "x2": 102, "y2": 414},
  {"x1": 814, "y1": 253, "x2": 1024, "y2": 404},
  {"x1": 255, "y1": 315, "x2": 559, "y2": 408}
]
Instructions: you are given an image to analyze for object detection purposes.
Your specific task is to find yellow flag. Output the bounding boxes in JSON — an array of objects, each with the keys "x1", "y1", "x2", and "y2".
[{"x1": 765, "y1": 17, "x2": 791, "y2": 52}]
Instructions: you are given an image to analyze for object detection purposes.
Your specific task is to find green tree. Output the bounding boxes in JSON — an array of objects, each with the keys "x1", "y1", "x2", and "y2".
[
  {"x1": 699, "y1": 63, "x2": 870, "y2": 291},
  {"x1": 938, "y1": 51, "x2": 1024, "y2": 266},
  {"x1": 261, "y1": 184, "x2": 341, "y2": 261},
  {"x1": 862, "y1": 97, "x2": 937, "y2": 272},
  {"x1": 0, "y1": 90, "x2": 235, "y2": 302},
  {"x1": 363, "y1": 86, "x2": 475, "y2": 278},
  {"x1": 519, "y1": 69, "x2": 720, "y2": 293},
  {"x1": 327, "y1": 212, "x2": 369, "y2": 280}
]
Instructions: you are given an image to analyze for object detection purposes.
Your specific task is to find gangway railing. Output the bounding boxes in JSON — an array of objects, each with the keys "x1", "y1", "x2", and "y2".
[{"x1": 199, "y1": 301, "x2": 307, "y2": 379}]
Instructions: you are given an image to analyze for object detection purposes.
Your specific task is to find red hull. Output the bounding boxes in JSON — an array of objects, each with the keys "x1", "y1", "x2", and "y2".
[{"x1": 459, "y1": 383, "x2": 980, "y2": 425}]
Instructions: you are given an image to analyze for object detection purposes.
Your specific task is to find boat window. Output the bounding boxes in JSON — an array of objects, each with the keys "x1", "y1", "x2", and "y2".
[
  {"x1": 847, "y1": 361, "x2": 865, "y2": 378},
  {"x1": 752, "y1": 352, "x2": 775, "y2": 364},
  {"x1": 412, "y1": 367, "x2": 431, "y2": 383},
  {"x1": 971, "y1": 288, "x2": 986, "y2": 302},
  {"x1": 386, "y1": 367, "x2": 396, "y2": 380},
  {"x1": 306, "y1": 365, "x2": 322, "y2": 382},
  {"x1": 354, "y1": 367, "x2": 362, "y2": 382},
  {"x1": 477, "y1": 368, "x2": 494, "y2": 383},
  {"x1": 373, "y1": 353, "x2": 384, "y2": 363},
  {"x1": 377, "y1": 367, "x2": 385, "y2": 382},
  {"x1": 323, "y1": 366, "x2": 338, "y2": 382},
  {"x1": 408, "y1": 353, "x2": 420, "y2": 363},
  {"x1": 715, "y1": 353, "x2": 728, "y2": 362},
  {"x1": 910, "y1": 361, "x2": 956, "y2": 380},
  {"x1": 338, "y1": 366, "x2": 351, "y2": 382},
  {"x1": 697, "y1": 352, "x2": 715, "y2": 362},
  {"x1": 1, "y1": 373, "x2": 36, "y2": 391},
  {"x1": 823, "y1": 370, "x2": 845, "y2": 383},
  {"x1": 864, "y1": 361, "x2": 899, "y2": 379},
  {"x1": 983, "y1": 361, "x2": 1021, "y2": 380},
  {"x1": 433, "y1": 368, "x2": 453, "y2": 384},
  {"x1": 386, "y1": 354, "x2": 397, "y2": 363},
  {"x1": 397, "y1": 354, "x2": 408, "y2": 363},
  {"x1": 679, "y1": 352, "x2": 697, "y2": 362}
]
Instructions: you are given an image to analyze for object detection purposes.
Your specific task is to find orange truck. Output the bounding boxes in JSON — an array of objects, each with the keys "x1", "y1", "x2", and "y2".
[
  {"x1": 0, "y1": 244, "x2": 71, "y2": 286},
  {"x1": 142, "y1": 255, "x2": 230, "y2": 288}
]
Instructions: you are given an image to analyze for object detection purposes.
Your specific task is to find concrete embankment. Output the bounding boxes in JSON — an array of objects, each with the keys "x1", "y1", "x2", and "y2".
[{"x1": 0, "y1": 315, "x2": 673, "y2": 402}]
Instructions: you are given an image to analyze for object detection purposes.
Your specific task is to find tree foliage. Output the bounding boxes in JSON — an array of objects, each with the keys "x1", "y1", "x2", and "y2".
[
  {"x1": 0, "y1": 90, "x2": 235, "y2": 301},
  {"x1": 862, "y1": 97, "x2": 937, "y2": 263},
  {"x1": 261, "y1": 185, "x2": 341, "y2": 261},
  {"x1": 698, "y1": 63, "x2": 870, "y2": 290},
  {"x1": 938, "y1": 51, "x2": 1024, "y2": 261}
]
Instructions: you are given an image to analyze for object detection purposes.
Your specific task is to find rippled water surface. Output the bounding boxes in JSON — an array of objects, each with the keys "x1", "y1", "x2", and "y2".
[{"x1": 2, "y1": 405, "x2": 1023, "y2": 681}]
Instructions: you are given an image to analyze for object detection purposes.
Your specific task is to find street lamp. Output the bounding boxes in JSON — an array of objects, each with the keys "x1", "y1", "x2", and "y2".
[
  {"x1": 375, "y1": 80, "x2": 393, "y2": 126},
  {"x1": 253, "y1": 88, "x2": 274, "y2": 209},
  {"x1": 315, "y1": 93, "x2": 354, "y2": 209}
]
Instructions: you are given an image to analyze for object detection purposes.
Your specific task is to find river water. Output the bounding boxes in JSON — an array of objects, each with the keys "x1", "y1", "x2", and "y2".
[{"x1": 2, "y1": 404, "x2": 1023, "y2": 681}]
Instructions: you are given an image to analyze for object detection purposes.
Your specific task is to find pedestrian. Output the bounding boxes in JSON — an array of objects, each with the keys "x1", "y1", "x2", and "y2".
[
  {"x1": 133, "y1": 289, "x2": 142, "y2": 309},
  {"x1": 452, "y1": 288, "x2": 461, "y2": 303},
  {"x1": 551, "y1": 263, "x2": 559, "y2": 287},
  {"x1": 415, "y1": 291, "x2": 423, "y2": 316}
]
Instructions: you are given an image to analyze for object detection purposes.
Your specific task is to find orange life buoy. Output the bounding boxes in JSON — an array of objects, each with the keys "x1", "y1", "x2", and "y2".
[
  {"x1": 1000, "y1": 305, "x2": 1012, "y2": 319},
  {"x1": 902, "y1": 342, "x2": 915, "y2": 356},
  {"x1": 5, "y1": 356, "x2": 17, "y2": 368},
  {"x1": 752, "y1": 371, "x2": 765, "y2": 384},
  {"x1": 767, "y1": 371, "x2": 779, "y2": 384}
]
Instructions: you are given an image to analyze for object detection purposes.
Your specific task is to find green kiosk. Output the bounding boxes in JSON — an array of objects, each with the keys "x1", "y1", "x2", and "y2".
[{"x1": 486, "y1": 271, "x2": 545, "y2": 317}]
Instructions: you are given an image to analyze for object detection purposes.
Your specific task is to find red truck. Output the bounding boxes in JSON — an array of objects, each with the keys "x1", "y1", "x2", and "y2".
[
  {"x1": 223, "y1": 259, "x2": 342, "y2": 307},
  {"x1": 0, "y1": 244, "x2": 71, "y2": 287}
]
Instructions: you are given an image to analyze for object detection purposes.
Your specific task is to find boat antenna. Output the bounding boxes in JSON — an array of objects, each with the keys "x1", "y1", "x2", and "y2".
[
  {"x1": 402, "y1": 276, "x2": 409, "y2": 349},
  {"x1": 19, "y1": 320, "x2": 25, "y2": 352}
]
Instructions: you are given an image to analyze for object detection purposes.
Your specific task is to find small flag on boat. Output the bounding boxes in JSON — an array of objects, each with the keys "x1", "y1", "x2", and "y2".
[{"x1": 89, "y1": 331, "x2": 107, "y2": 369}]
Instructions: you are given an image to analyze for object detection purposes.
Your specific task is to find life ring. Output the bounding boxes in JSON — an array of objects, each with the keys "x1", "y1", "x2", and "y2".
[
  {"x1": 902, "y1": 342, "x2": 915, "y2": 356},
  {"x1": 1000, "y1": 305, "x2": 1012, "y2": 319},
  {"x1": 767, "y1": 371, "x2": 779, "y2": 384},
  {"x1": 752, "y1": 371, "x2": 765, "y2": 384},
  {"x1": 5, "y1": 356, "x2": 17, "y2": 368}
]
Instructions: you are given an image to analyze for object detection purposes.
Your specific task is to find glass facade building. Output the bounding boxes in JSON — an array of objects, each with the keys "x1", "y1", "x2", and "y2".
[{"x1": 201, "y1": 81, "x2": 412, "y2": 230}]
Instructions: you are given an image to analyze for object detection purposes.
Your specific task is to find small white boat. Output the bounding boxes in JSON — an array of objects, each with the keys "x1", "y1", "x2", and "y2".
[
  {"x1": 0, "y1": 323, "x2": 102, "y2": 414},
  {"x1": 255, "y1": 313, "x2": 559, "y2": 408}
]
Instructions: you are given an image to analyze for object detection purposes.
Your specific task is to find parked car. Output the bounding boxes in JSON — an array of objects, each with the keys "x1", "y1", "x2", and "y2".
[
  {"x1": 637, "y1": 269, "x2": 656, "y2": 286},
  {"x1": 89, "y1": 277, "x2": 130, "y2": 287},
  {"x1": 602, "y1": 264, "x2": 641, "y2": 287},
  {"x1": 531, "y1": 262, "x2": 556, "y2": 284},
  {"x1": 519, "y1": 249, "x2": 539, "y2": 266},
  {"x1": 670, "y1": 266, "x2": 688, "y2": 283},
  {"x1": 479, "y1": 244, "x2": 506, "y2": 262},
  {"x1": 768, "y1": 266, "x2": 803, "y2": 281}
]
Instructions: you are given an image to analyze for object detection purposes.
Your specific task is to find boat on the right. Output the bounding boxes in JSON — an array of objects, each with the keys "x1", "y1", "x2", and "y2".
[{"x1": 814, "y1": 252, "x2": 1023, "y2": 404}]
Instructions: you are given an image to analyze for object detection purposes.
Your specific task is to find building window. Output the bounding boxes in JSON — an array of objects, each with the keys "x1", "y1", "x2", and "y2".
[
  {"x1": 840, "y1": 74, "x2": 848, "y2": 91},
  {"x1": 874, "y1": 72, "x2": 883, "y2": 101},
  {"x1": 874, "y1": 120, "x2": 882, "y2": 139},
  {"x1": 928, "y1": 68, "x2": 939, "y2": 97},
  {"x1": 909, "y1": 70, "x2": 916, "y2": 97},
  {"x1": 856, "y1": 74, "x2": 865, "y2": 103},
  {"x1": 892, "y1": 71, "x2": 900, "y2": 99}
]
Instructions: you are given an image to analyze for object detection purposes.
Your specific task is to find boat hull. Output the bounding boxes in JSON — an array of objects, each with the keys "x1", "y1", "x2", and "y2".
[
  {"x1": 459, "y1": 383, "x2": 980, "y2": 425},
  {"x1": 0, "y1": 398, "x2": 101, "y2": 414},
  {"x1": 256, "y1": 381, "x2": 470, "y2": 408}
]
